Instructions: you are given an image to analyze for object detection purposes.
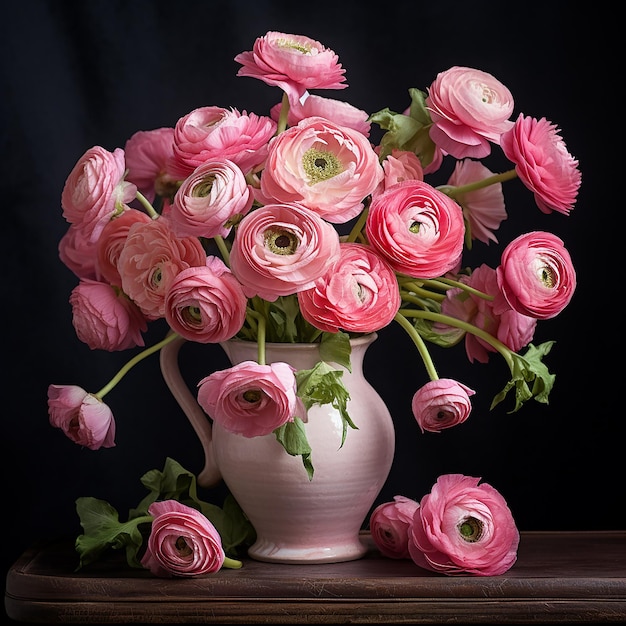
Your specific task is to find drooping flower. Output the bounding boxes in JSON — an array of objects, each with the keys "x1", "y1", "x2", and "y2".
[
  {"x1": 369, "y1": 495, "x2": 420, "y2": 559},
  {"x1": 411, "y1": 379, "x2": 475, "y2": 433},
  {"x1": 407, "y1": 474, "x2": 520, "y2": 576}
]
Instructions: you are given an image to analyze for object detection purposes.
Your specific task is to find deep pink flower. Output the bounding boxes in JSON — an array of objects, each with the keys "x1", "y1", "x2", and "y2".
[
  {"x1": 58, "y1": 224, "x2": 100, "y2": 280},
  {"x1": 235, "y1": 31, "x2": 347, "y2": 106},
  {"x1": 426, "y1": 66, "x2": 514, "y2": 159},
  {"x1": 47, "y1": 384, "x2": 116, "y2": 450},
  {"x1": 366, "y1": 180, "x2": 465, "y2": 279},
  {"x1": 164, "y1": 259, "x2": 248, "y2": 343},
  {"x1": 297, "y1": 242, "x2": 400, "y2": 333},
  {"x1": 411, "y1": 379, "x2": 475, "y2": 433},
  {"x1": 258, "y1": 116, "x2": 383, "y2": 223},
  {"x1": 501, "y1": 113, "x2": 581, "y2": 215},
  {"x1": 197, "y1": 360, "x2": 306, "y2": 437},
  {"x1": 494, "y1": 231, "x2": 576, "y2": 320},
  {"x1": 408, "y1": 474, "x2": 520, "y2": 576},
  {"x1": 228, "y1": 202, "x2": 341, "y2": 301},
  {"x1": 141, "y1": 500, "x2": 225, "y2": 578},
  {"x1": 370, "y1": 495, "x2": 420, "y2": 559}
]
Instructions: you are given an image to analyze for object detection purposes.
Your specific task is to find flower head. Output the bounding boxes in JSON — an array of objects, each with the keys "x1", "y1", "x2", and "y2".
[
  {"x1": 369, "y1": 495, "x2": 420, "y2": 559},
  {"x1": 411, "y1": 379, "x2": 476, "y2": 433}
]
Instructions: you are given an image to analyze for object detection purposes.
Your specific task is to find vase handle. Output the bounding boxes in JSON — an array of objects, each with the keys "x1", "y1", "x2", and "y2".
[{"x1": 159, "y1": 333, "x2": 222, "y2": 487}]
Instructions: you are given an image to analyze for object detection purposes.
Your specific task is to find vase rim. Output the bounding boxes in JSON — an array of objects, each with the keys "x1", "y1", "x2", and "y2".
[{"x1": 223, "y1": 332, "x2": 378, "y2": 349}]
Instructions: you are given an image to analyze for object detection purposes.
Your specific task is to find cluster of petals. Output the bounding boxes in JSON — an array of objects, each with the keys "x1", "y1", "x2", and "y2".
[
  {"x1": 411, "y1": 379, "x2": 476, "y2": 433},
  {"x1": 141, "y1": 500, "x2": 225, "y2": 578},
  {"x1": 369, "y1": 495, "x2": 420, "y2": 559},
  {"x1": 366, "y1": 179, "x2": 465, "y2": 279},
  {"x1": 426, "y1": 66, "x2": 514, "y2": 159},
  {"x1": 500, "y1": 113, "x2": 581, "y2": 215},
  {"x1": 374, "y1": 149, "x2": 424, "y2": 196},
  {"x1": 197, "y1": 360, "x2": 305, "y2": 438},
  {"x1": 58, "y1": 224, "x2": 100, "y2": 280},
  {"x1": 234, "y1": 31, "x2": 347, "y2": 106},
  {"x1": 47, "y1": 384, "x2": 116, "y2": 450},
  {"x1": 297, "y1": 242, "x2": 400, "y2": 333},
  {"x1": 258, "y1": 116, "x2": 383, "y2": 223}
]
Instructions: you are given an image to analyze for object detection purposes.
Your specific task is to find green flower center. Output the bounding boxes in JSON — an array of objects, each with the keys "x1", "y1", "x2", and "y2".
[
  {"x1": 194, "y1": 174, "x2": 216, "y2": 197},
  {"x1": 264, "y1": 228, "x2": 299, "y2": 255},
  {"x1": 458, "y1": 516, "x2": 483, "y2": 542},
  {"x1": 302, "y1": 148, "x2": 343, "y2": 185},
  {"x1": 275, "y1": 38, "x2": 312, "y2": 54},
  {"x1": 182, "y1": 306, "x2": 202, "y2": 325},
  {"x1": 243, "y1": 389, "x2": 262, "y2": 403},
  {"x1": 539, "y1": 264, "x2": 556, "y2": 288}
]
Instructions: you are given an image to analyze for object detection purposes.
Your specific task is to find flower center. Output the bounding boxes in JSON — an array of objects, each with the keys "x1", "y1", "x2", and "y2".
[
  {"x1": 175, "y1": 536, "x2": 193, "y2": 557},
  {"x1": 538, "y1": 264, "x2": 556, "y2": 288},
  {"x1": 457, "y1": 516, "x2": 483, "y2": 542},
  {"x1": 302, "y1": 148, "x2": 343, "y2": 184},
  {"x1": 182, "y1": 306, "x2": 202, "y2": 325},
  {"x1": 275, "y1": 37, "x2": 313, "y2": 55},
  {"x1": 242, "y1": 389, "x2": 262, "y2": 403},
  {"x1": 264, "y1": 228, "x2": 299, "y2": 255},
  {"x1": 194, "y1": 174, "x2": 216, "y2": 197}
]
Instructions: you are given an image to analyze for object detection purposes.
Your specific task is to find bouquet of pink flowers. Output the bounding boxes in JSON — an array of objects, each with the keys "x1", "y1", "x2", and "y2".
[{"x1": 47, "y1": 31, "x2": 580, "y2": 577}]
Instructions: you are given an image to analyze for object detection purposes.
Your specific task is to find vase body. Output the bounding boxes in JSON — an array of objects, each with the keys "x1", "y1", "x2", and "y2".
[{"x1": 160, "y1": 332, "x2": 395, "y2": 564}]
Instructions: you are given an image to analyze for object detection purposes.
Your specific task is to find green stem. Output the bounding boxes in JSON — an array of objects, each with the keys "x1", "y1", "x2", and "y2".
[
  {"x1": 276, "y1": 92, "x2": 290, "y2": 135},
  {"x1": 393, "y1": 312, "x2": 438, "y2": 381},
  {"x1": 213, "y1": 235, "x2": 230, "y2": 267},
  {"x1": 438, "y1": 168, "x2": 518, "y2": 199},
  {"x1": 135, "y1": 191, "x2": 160, "y2": 219},
  {"x1": 246, "y1": 310, "x2": 266, "y2": 364},
  {"x1": 346, "y1": 206, "x2": 369, "y2": 243},
  {"x1": 95, "y1": 332, "x2": 180, "y2": 398},
  {"x1": 223, "y1": 556, "x2": 243, "y2": 569}
]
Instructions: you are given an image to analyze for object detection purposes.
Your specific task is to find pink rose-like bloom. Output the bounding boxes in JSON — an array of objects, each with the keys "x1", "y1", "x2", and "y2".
[
  {"x1": 118, "y1": 217, "x2": 207, "y2": 320},
  {"x1": 96, "y1": 208, "x2": 152, "y2": 287},
  {"x1": 373, "y1": 149, "x2": 425, "y2": 197},
  {"x1": 235, "y1": 31, "x2": 347, "y2": 106},
  {"x1": 411, "y1": 379, "x2": 476, "y2": 433},
  {"x1": 370, "y1": 495, "x2": 420, "y2": 559},
  {"x1": 124, "y1": 127, "x2": 179, "y2": 203},
  {"x1": 47, "y1": 384, "x2": 115, "y2": 450},
  {"x1": 297, "y1": 242, "x2": 400, "y2": 333},
  {"x1": 197, "y1": 360, "x2": 306, "y2": 438},
  {"x1": 447, "y1": 159, "x2": 506, "y2": 245},
  {"x1": 366, "y1": 180, "x2": 465, "y2": 279},
  {"x1": 408, "y1": 474, "x2": 520, "y2": 576},
  {"x1": 169, "y1": 159, "x2": 254, "y2": 239},
  {"x1": 58, "y1": 224, "x2": 100, "y2": 280},
  {"x1": 229, "y1": 202, "x2": 341, "y2": 301},
  {"x1": 494, "y1": 231, "x2": 576, "y2": 320},
  {"x1": 70, "y1": 279, "x2": 148, "y2": 351},
  {"x1": 61, "y1": 145, "x2": 137, "y2": 242},
  {"x1": 141, "y1": 500, "x2": 225, "y2": 578},
  {"x1": 169, "y1": 106, "x2": 277, "y2": 179},
  {"x1": 165, "y1": 259, "x2": 248, "y2": 343},
  {"x1": 259, "y1": 116, "x2": 383, "y2": 223},
  {"x1": 501, "y1": 113, "x2": 581, "y2": 216},
  {"x1": 426, "y1": 66, "x2": 514, "y2": 159}
]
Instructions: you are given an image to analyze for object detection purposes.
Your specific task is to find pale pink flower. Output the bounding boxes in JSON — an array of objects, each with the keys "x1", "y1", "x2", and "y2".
[
  {"x1": 96, "y1": 208, "x2": 152, "y2": 287},
  {"x1": 229, "y1": 202, "x2": 341, "y2": 301},
  {"x1": 446, "y1": 159, "x2": 506, "y2": 245},
  {"x1": 61, "y1": 145, "x2": 137, "y2": 242},
  {"x1": 366, "y1": 180, "x2": 465, "y2": 279},
  {"x1": 197, "y1": 360, "x2": 306, "y2": 437},
  {"x1": 501, "y1": 113, "x2": 581, "y2": 215},
  {"x1": 494, "y1": 231, "x2": 576, "y2": 320},
  {"x1": 408, "y1": 474, "x2": 520, "y2": 576},
  {"x1": 426, "y1": 66, "x2": 514, "y2": 159},
  {"x1": 259, "y1": 116, "x2": 383, "y2": 223},
  {"x1": 297, "y1": 242, "x2": 400, "y2": 333},
  {"x1": 374, "y1": 149, "x2": 424, "y2": 197},
  {"x1": 58, "y1": 224, "x2": 100, "y2": 280},
  {"x1": 235, "y1": 31, "x2": 347, "y2": 106},
  {"x1": 164, "y1": 259, "x2": 248, "y2": 343},
  {"x1": 169, "y1": 106, "x2": 276, "y2": 179},
  {"x1": 70, "y1": 279, "x2": 148, "y2": 351},
  {"x1": 47, "y1": 384, "x2": 116, "y2": 450},
  {"x1": 169, "y1": 159, "x2": 254, "y2": 239},
  {"x1": 141, "y1": 500, "x2": 225, "y2": 578},
  {"x1": 124, "y1": 127, "x2": 179, "y2": 204},
  {"x1": 118, "y1": 217, "x2": 206, "y2": 320},
  {"x1": 369, "y1": 495, "x2": 420, "y2": 559},
  {"x1": 411, "y1": 379, "x2": 475, "y2": 433}
]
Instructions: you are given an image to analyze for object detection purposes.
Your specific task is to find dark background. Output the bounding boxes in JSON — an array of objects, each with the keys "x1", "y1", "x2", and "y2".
[{"x1": 2, "y1": 0, "x2": 618, "y2": 609}]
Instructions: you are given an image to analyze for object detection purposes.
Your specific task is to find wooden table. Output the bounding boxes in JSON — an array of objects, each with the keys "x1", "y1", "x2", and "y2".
[{"x1": 5, "y1": 531, "x2": 626, "y2": 623}]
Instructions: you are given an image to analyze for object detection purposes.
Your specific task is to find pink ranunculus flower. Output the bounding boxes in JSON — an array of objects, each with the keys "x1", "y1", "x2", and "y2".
[
  {"x1": 369, "y1": 495, "x2": 421, "y2": 559},
  {"x1": 426, "y1": 66, "x2": 514, "y2": 159},
  {"x1": 169, "y1": 159, "x2": 254, "y2": 239},
  {"x1": 117, "y1": 217, "x2": 207, "y2": 320},
  {"x1": 366, "y1": 179, "x2": 465, "y2": 279},
  {"x1": 47, "y1": 384, "x2": 116, "y2": 450},
  {"x1": 500, "y1": 113, "x2": 581, "y2": 216},
  {"x1": 70, "y1": 279, "x2": 148, "y2": 351},
  {"x1": 411, "y1": 379, "x2": 476, "y2": 433},
  {"x1": 96, "y1": 208, "x2": 152, "y2": 287},
  {"x1": 168, "y1": 105, "x2": 277, "y2": 179},
  {"x1": 373, "y1": 149, "x2": 425, "y2": 197},
  {"x1": 140, "y1": 500, "x2": 225, "y2": 578},
  {"x1": 61, "y1": 145, "x2": 137, "y2": 242},
  {"x1": 58, "y1": 224, "x2": 100, "y2": 280},
  {"x1": 446, "y1": 159, "x2": 507, "y2": 245},
  {"x1": 124, "y1": 127, "x2": 179, "y2": 204},
  {"x1": 165, "y1": 258, "x2": 248, "y2": 343},
  {"x1": 297, "y1": 242, "x2": 401, "y2": 333},
  {"x1": 235, "y1": 31, "x2": 347, "y2": 107},
  {"x1": 408, "y1": 474, "x2": 520, "y2": 576},
  {"x1": 258, "y1": 116, "x2": 384, "y2": 224},
  {"x1": 494, "y1": 231, "x2": 576, "y2": 320},
  {"x1": 197, "y1": 360, "x2": 306, "y2": 438},
  {"x1": 228, "y1": 202, "x2": 341, "y2": 301}
]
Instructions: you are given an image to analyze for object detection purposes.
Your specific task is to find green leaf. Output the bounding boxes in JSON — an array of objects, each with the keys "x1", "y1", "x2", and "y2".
[
  {"x1": 319, "y1": 331, "x2": 352, "y2": 371},
  {"x1": 274, "y1": 417, "x2": 314, "y2": 480}
]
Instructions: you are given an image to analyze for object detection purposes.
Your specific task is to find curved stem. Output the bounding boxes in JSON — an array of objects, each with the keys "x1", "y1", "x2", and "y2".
[
  {"x1": 393, "y1": 312, "x2": 438, "y2": 381},
  {"x1": 439, "y1": 168, "x2": 518, "y2": 199},
  {"x1": 213, "y1": 235, "x2": 230, "y2": 266},
  {"x1": 135, "y1": 191, "x2": 160, "y2": 219},
  {"x1": 276, "y1": 92, "x2": 290, "y2": 135},
  {"x1": 223, "y1": 556, "x2": 243, "y2": 569}
]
